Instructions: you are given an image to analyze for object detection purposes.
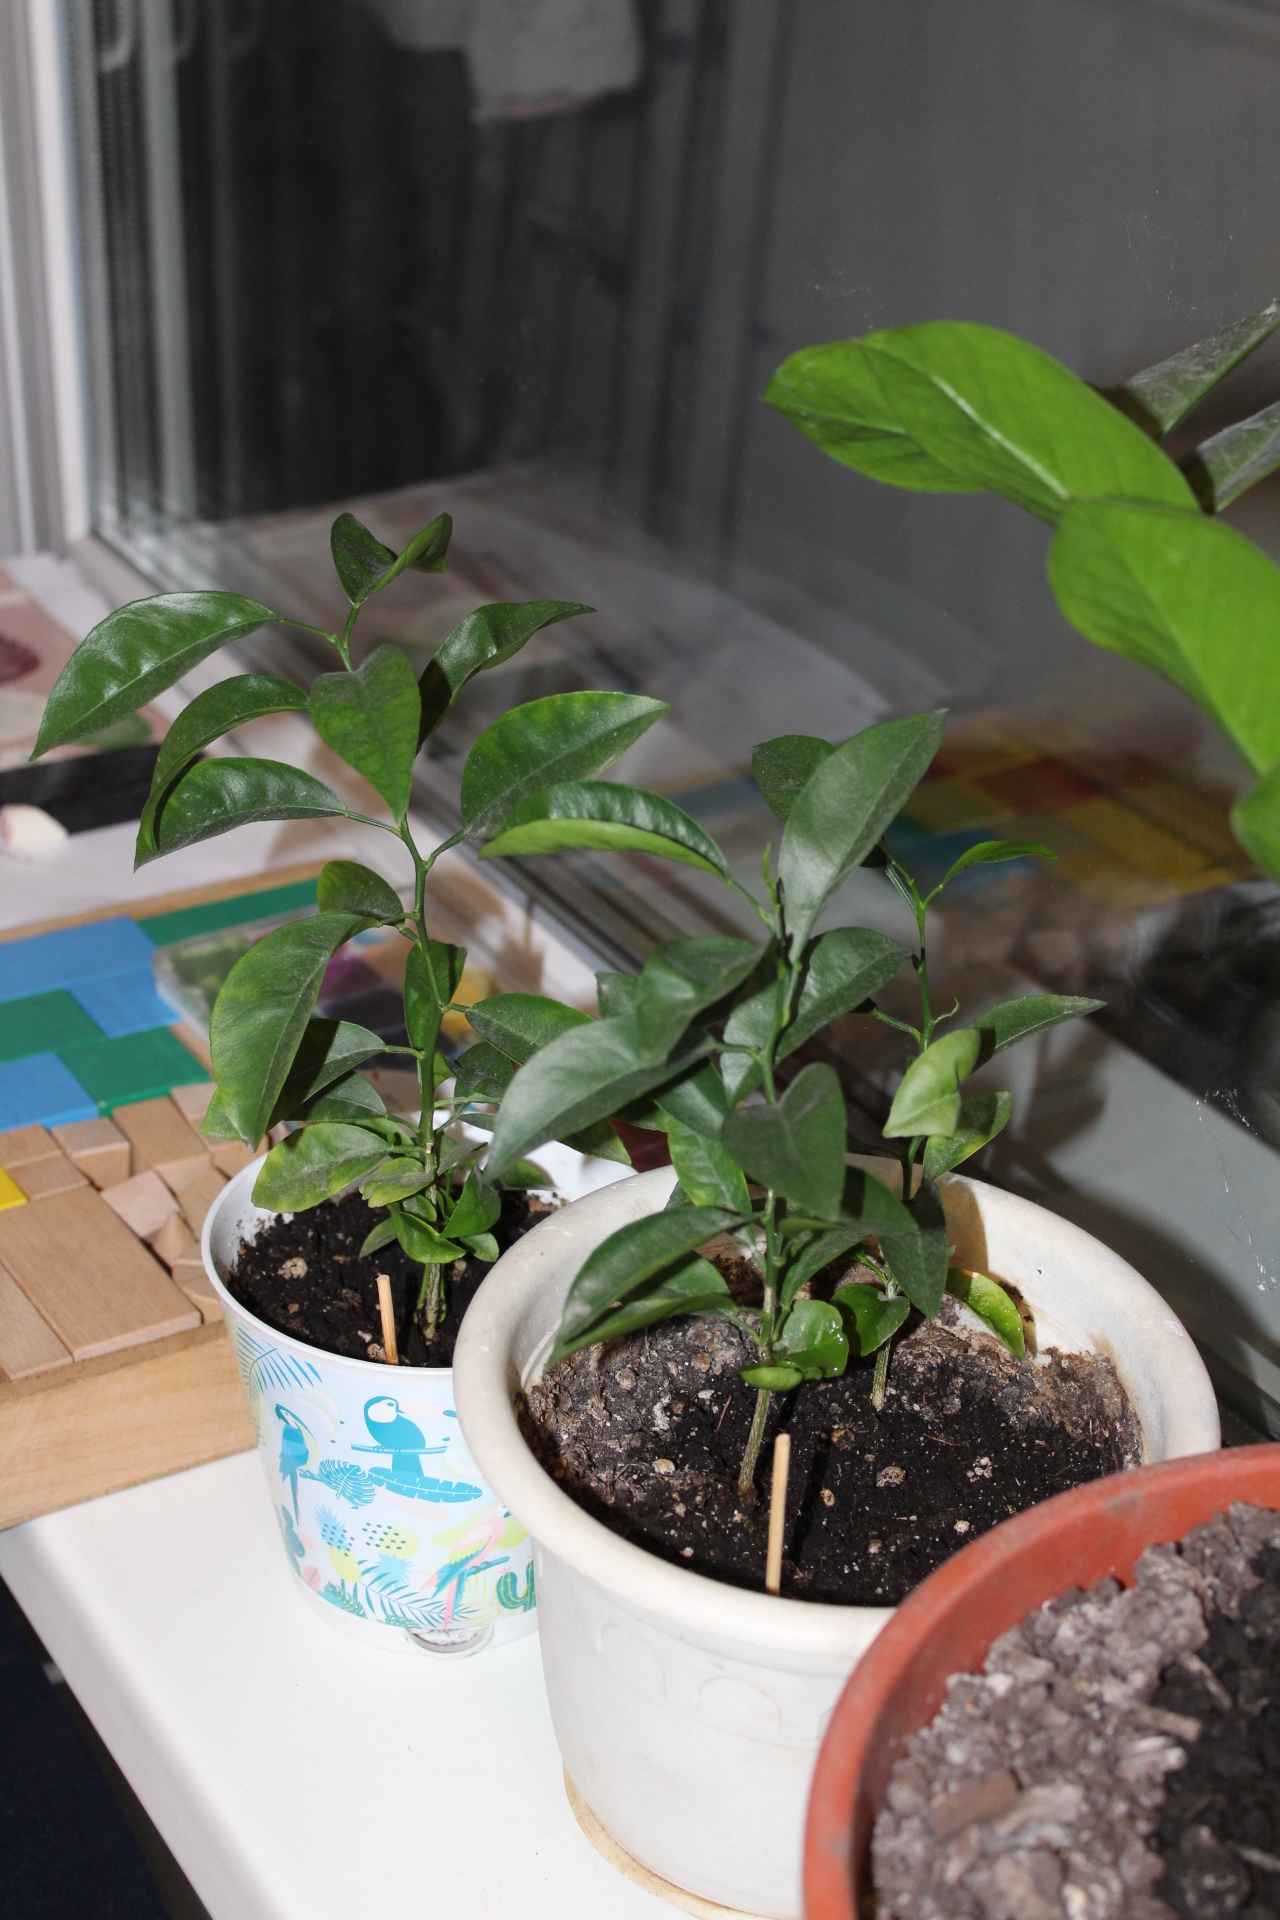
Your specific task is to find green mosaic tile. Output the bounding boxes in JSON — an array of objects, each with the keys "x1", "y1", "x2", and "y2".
[
  {"x1": 138, "y1": 878, "x2": 319, "y2": 949},
  {"x1": 57, "y1": 1026, "x2": 209, "y2": 1112},
  {"x1": 0, "y1": 989, "x2": 102, "y2": 1064}
]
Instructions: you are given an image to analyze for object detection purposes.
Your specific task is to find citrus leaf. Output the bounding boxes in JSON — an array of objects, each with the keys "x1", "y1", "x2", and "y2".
[
  {"x1": 394, "y1": 1212, "x2": 465, "y2": 1265},
  {"x1": 923, "y1": 1090, "x2": 1013, "y2": 1177},
  {"x1": 467, "y1": 993, "x2": 589, "y2": 1062},
  {"x1": 361, "y1": 1157, "x2": 430, "y2": 1206},
  {"x1": 141, "y1": 758, "x2": 347, "y2": 867},
  {"x1": 740, "y1": 1363, "x2": 803, "y2": 1392},
  {"x1": 453, "y1": 1042, "x2": 515, "y2": 1103},
  {"x1": 778, "y1": 1227, "x2": 866, "y2": 1310},
  {"x1": 774, "y1": 1298, "x2": 848, "y2": 1380},
  {"x1": 751, "y1": 735, "x2": 836, "y2": 823},
  {"x1": 460, "y1": 691, "x2": 669, "y2": 840},
  {"x1": 404, "y1": 939, "x2": 466, "y2": 1061},
  {"x1": 880, "y1": 1175, "x2": 948, "y2": 1317},
  {"x1": 946, "y1": 1266, "x2": 1025, "y2": 1359},
  {"x1": 550, "y1": 1256, "x2": 734, "y2": 1363},
  {"x1": 553, "y1": 1206, "x2": 742, "y2": 1352},
  {"x1": 418, "y1": 599, "x2": 590, "y2": 742},
  {"x1": 135, "y1": 674, "x2": 307, "y2": 859},
  {"x1": 778, "y1": 711, "x2": 946, "y2": 954},
  {"x1": 34, "y1": 591, "x2": 278, "y2": 754},
  {"x1": 330, "y1": 510, "x2": 450, "y2": 607},
  {"x1": 634, "y1": 937, "x2": 762, "y2": 1064},
  {"x1": 885, "y1": 1028, "x2": 982, "y2": 1139},
  {"x1": 1048, "y1": 501, "x2": 1280, "y2": 778},
  {"x1": 721, "y1": 1062, "x2": 846, "y2": 1218},
  {"x1": 211, "y1": 912, "x2": 368, "y2": 1144},
  {"x1": 444, "y1": 1169, "x2": 501, "y2": 1241},
  {"x1": 316, "y1": 860, "x2": 405, "y2": 921},
  {"x1": 833, "y1": 1281, "x2": 910, "y2": 1356},
  {"x1": 251, "y1": 1122, "x2": 389, "y2": 1211},
  {"x1": 481, "y1": 779, "x2": 729, "y2": 877},
  {"x1": 269, "y1": 1018, "x2": 387, "y2": 1126},
  {"x1": 971, "y1": 993, "x2": 1104, "y2": 1058},
  {"x1": 665, "y1": 1116, "x2": 752, "y2": 1216},
  {"x1": 724, "y1": 926, "x2": 907, "y2": 1062},
  {"x1": 932, "y1": 839, "x2": 1054, "y2": 893},
  {"x1": 310, "y1": 644, "x2": 421, "y2": 820}
]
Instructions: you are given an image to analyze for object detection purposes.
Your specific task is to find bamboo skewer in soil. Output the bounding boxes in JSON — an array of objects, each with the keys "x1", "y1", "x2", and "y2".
[
  {"x1": 376, "y1": 1274, "x2": 398, "y2": 1366},
  {"x1": 765, "y1": 1432, "x2": 791, "y2": 1595}
]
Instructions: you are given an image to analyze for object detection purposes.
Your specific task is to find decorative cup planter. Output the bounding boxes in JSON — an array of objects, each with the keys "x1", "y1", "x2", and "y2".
[
  {"x1": 451, "y1": 1163, "x2": 1220, "y2": 1916},
  {"x1": 203, "y1": 1156, "x2": 548, "y2": 1658},
  {"x1": 802, "y1": 1443, "x2": 1280, "y2": 1920}
]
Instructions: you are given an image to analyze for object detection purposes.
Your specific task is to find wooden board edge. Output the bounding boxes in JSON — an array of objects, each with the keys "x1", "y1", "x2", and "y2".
[
  {"x1": 0, "y1": 1321, "x2": 256, "y2": 1530},
  {"x1": 0, "y1": 1320, "x2": 223, "y2": 1409}
]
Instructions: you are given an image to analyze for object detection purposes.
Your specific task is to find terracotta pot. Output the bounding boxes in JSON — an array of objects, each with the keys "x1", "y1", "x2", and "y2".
[{"x1": 803, "y1": 1442, "x2": 1280, "y2": 1920}]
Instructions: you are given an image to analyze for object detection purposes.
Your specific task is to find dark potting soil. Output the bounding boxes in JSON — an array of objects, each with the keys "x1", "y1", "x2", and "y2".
[
  {"x1": 228, "y1": 1188, "x2": 554, "y2": 1369},
  {"x1": 873, "y1": 1502, "x2": 1280, "y2": 1920},
  {"x1": 520, "y1": 1286, "x2": 1141, "y2": 1606}
]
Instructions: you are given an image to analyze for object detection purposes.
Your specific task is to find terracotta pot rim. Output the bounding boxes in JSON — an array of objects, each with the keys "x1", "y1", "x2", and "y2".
[{"x1": 803, "y1": 1442, "x2": 1280, "y2": 1920}]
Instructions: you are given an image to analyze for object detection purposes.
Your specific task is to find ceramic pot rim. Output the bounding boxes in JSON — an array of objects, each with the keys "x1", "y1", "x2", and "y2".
[
  {"x1": 802, "y1": 1443, "x2": 1280, "y2": 1920},
  {"x1": 202, "y1": 1155, "x2": 454, "y2": 1379}
]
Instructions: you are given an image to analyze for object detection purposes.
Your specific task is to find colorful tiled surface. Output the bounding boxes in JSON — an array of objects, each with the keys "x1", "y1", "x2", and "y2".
[
  {"x1": 885, "y1": 723, "x2": 1252, "y2": 909},
  {"x1": 0, "y1": 898, "x2": 291, "y2": 1131}
]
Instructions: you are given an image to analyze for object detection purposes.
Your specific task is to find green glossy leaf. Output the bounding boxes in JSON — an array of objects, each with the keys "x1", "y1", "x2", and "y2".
[
  {"x1": 880, "y1": 1176, "x2": 948, "y2": 1317},
  {"x1": 721, "y1": 1062, "x2": 847, "y2": 1218},
  {"x1": 404, "y1": 940, "x2": 466, "y2": 1061},
  {"x1": 481, "y1": 780, "x2": 729, "y2": 877},
  {"x1": 833, "y1": 1281, "x2": 911, "y2": 1356},
  {"x1": 778, "y1": 1227, "x2": 865, "y2": 1310},
  {"x1": 285, "y1": 1069, "x2": 385, "y2": 1135},
  {"x1": 560, "y1": 1119, "x2": 631, "y2": 1164},
  {"x1": 360, "y1": 1216, "x2": 399, "y2": 1258},
  {"x1": 740, "y1": 1363, "x2": 803, "y2": 1392},
  {"x1": 725, "y1": 927, "x2": 908, "y2": 1064},
  {"x1": 34, "y1": 592, "x2": 278, "y2": 754},
  {"x1": 665, "y1": 1116, "x2": 752, "y2": 1216},
  {"x1": 485, "y1": 1018, "x2": 711, "y2": 1178},
  {"x1": 774, "y1": 1298, "x2": 848, "y2": 1379},
  {"x1": 551, "y1": 1256, "x2": 734, "y2": 1362},
  {"x1": 199, "y1": 1088, "x2": 241, "y2": 1142},
  {"x1": 310, "y1": 644, "x2": 421, "y2": 819},
  {"x1": 841, "y1": 1166, "x2": 917, "y2": 1236},
  {"x1": 764, "y1": 342, "x2": 969, "y2": 491},
  {"x1": 251, "y1": 1122, "x2": 389, "y2": 1211},
  {"x1": 931, "y1": 839, "x2": 1054, "y2": 894},
  {"x1": 1103, "y1": 300, "x2": 1280, "y2": 437},
  {"x1": 467, "y1": 993, "x2": 589, "y2": 1062},
  {"x1": 553, "y1": 1206, "x2": 742, "y2": 1353},
  {"x1": 453, "y1": 1041, "x2": 515, "y2": 1103},
  {"x1": 418, "y1": 599, "x2": 591, "y2": 743},
  {"x1": 946, "y1": 1266, "x2": 1025, "y2": 1359},
  {"x1": 655, "y1": 1060, "x2": 732, "y2": 1140},
  {"x1": 1183, "y1": 399, "x2": 1280, "y2": 513},
  {"x1": 885, "y1": 1028, "x2": 982, "y2": 1140},
  {"x1": 778, "y1": 711, "x2": 947, "y2": 954},
  {"x1": 330, "y1": 513, "x2": 396, "y2": 602},
  {"x1": 635, "y1": 937, "x2": 762, "y2": 1064},
  {"x1": 269, "y1": 1018, "x2": 387, "y2": 1126},
  {"x1": 499, "y1": 1158, "x2": 553, "y2": 1190},
  {"x1": 923, "y1": 1090, "x2": 1013, "y2": 1177},
  {"x1": 460, "y1": 1231, "x2": 500, "y2": 1264},
  {"x1": 140, "y1": 758, "x2": 347, "y2": 868},
  {"x1": 1232, "y1": 764, "x2": 1280, "y2": 884},
  {"x1": 1048, "y1": 501, "x2": 1280, "y2": 777},
  {"x1": 330, "y1": 510, "x2": 451, "y2": 607},
  {"x1": 751, "y1": 735, "x2": 836, "y2": 823},
  {"x1": 460, "y1": 692, "x2": 669, "y2": 840},
  {"x1": 971, "y1": 993, "x2": 1105, "y2": 1059},
  {"x1": 595, "y1": 972, "x2": 639, "y2": 1019},
  {"x1": 394, "y1": 1212, "x2": 466, "y2": 1266},
  {"x1": 135, "y1": 674, "x2": 307, "y2": 859},
  {"x1": 316, "y1": 860, "x2": 405, "y2": 922},
  {"x1": 362, "y1": 1156, "x2": 430, "y2": 1206},
  {"x1": 445, "y1": 1169, "x2": 502, "y2": 1241},
  {"x1": 211, "y1": 913, "x2": 368, "y2": 1145},
  {"x1": 770, "y1": 324, "x2": 1197, "y2": 525}
]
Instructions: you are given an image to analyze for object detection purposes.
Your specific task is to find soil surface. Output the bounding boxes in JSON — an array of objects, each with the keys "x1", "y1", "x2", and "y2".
[
  {"x1": 520, "y1": 1290, "x2": 1140, "y2": 1605},
  {"x1": 229, "y1": 1188, "x2": 554, "y2": 1369},
  {"x1": 873, "y1": 1501, "x2": 1280, "y2": 1920}
]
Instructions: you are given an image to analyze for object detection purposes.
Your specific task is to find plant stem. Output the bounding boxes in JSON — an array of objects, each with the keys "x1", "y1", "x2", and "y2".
[
  {"x1": 871, "y1": 1340, "x2": 891, "y2": 1411},
  {"x1": 738, "y1": 1387, "x2": 771, "y2": 1503},
  {"x1": 420, "y1": 1261, "x2": 445, "y2": 1342}
]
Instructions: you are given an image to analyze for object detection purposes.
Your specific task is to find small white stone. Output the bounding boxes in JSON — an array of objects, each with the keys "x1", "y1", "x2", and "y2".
[
  {"x1": 954, "y1": 1519, "x2": 971, "y2": 1533},
  {"x1": 653, "y1": 1458, "x2": 675, "y2": 1475},
  {"x1": 279, "y1": 1256, "x2": 308, "y2": 1280},
  {"x1": 877, "y1": 1465, "x2": 906, "y2": 1488}
]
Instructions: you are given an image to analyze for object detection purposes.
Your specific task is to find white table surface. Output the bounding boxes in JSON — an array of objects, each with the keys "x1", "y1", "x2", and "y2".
[{"x1": 0, "y1": 1453, "x2": 674, "y2": 1920}]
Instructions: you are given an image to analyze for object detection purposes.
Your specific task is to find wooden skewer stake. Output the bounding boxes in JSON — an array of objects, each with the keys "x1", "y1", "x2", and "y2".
[
  {"x1": 376, "y1": 1274, "x2": 399, "y2": 1365},
  {"x1": 765, "y1": 1431, "x2": 791, "y2": 1595}
]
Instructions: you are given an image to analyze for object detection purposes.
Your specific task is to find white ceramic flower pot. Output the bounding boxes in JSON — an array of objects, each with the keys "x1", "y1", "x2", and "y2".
[
  {"x1": 451, "y1": 1163, "x2": 1220, "y2": 1914},
  {"x1": 203, "y1": 1145, "x2": 630, "y2": 1657}
]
